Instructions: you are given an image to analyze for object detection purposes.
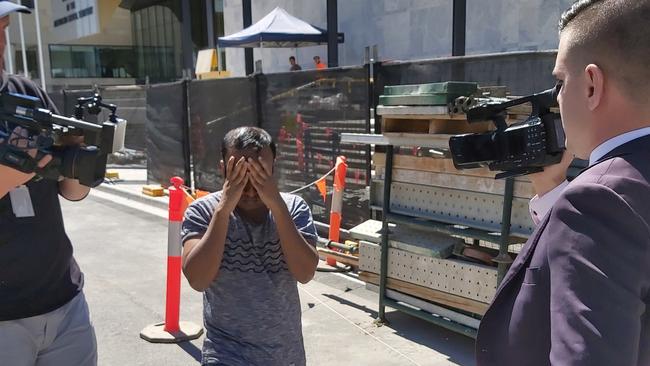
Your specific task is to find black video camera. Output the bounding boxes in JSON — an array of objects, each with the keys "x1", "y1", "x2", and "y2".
[
  {"x1": 448, "y1": 86, "x2": 565, "y2": 179},
  {"x1": 0, "y1": 92, "x2": 127, "y2": 187}
]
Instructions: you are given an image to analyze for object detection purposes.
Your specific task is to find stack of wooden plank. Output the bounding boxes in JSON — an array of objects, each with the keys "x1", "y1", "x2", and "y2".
[
  {"x1": 373, "y1": 82, "x2": 536, "y2": 238},
  {"x1": 356, "y1": 82, "x2": 538, "y2": 318},
  {"x1": 351, "y1": 219, "x2": 494, "y2": 316}
]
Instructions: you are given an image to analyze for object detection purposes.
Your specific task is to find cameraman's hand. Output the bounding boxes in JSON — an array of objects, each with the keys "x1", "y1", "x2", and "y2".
[
  {"x1": 528, "y1": 149, "x2": 574, "y2": 197},
  {"x1": 0, "y1": 127, "x2": 52, "y2": 197},
  {"x1": 216, "y1": 156, "x2": 248, "y2": 214},
  {"x1": 58, "y1": 134, "x2": 84, "y2": 146}
]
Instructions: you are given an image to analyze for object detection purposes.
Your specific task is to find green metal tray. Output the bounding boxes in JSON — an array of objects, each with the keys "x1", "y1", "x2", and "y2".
[
  {"x1": 380, "y1": 82, "x2": 478, "y2": 106},
  {"x1": 383, "y1": 82, "x2": 478, "y2": 96}
]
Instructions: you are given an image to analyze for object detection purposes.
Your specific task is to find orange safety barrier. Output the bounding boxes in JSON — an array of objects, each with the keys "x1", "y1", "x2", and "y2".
[
  {"x1": 327, "y1": 156, "x2": 348, "y2": 266},
  {"x1": 140, "y1": 177, "x2": 203, "y2": 343}
]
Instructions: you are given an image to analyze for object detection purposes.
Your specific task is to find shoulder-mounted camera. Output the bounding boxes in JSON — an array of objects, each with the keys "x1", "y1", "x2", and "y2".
[
  {"x1": 448, "y1": 85, "x2": 565, "y2": 179},
  {"x1": 0, "y1": 92, "x2": 127, "y2": 187}
]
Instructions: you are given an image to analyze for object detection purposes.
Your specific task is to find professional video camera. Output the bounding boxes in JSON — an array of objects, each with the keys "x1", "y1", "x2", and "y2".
[
  {"x1": 448, "y1": 85, "x2": 565, "y2": 179},
  {"x1": 0, "y1": 92, "x2": 127, "y2": 187}
]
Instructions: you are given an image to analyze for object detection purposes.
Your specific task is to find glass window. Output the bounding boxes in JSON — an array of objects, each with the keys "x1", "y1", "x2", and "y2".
[
  {"x1": 49, "y1": 45, "x2": 136, "y2": 79},
  {"x1": 15, "y1": 47, "x2": 39, "y2": 79},
  {"x1": 130, "y1": 1, "x2": 183, "y2": 82}
]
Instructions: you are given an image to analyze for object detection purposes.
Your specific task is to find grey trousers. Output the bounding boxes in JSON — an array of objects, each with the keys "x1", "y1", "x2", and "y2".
[{"x1": 0, "y1": 292, "x2": 97, "y2": 366}]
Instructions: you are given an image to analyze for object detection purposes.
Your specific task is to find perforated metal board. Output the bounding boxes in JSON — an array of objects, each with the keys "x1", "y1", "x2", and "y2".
[
  {"x1": 359, "y1": 241, "x2": 497, "y2": 303},
  {"x1": 349, "y1": 219, "x2": 463, "y2": 258},
  {"x1": 371, "y1": 180, "x2": 535, "y2": 237}
]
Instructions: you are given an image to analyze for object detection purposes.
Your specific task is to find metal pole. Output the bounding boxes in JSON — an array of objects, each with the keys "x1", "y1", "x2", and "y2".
[
  {"x1": 180, "y1": 0, "x2": 194, "y2": 78},
  {"x1": 17, "y1": 9, "x2": 28, "y2": 78},
  {"x1": 326, "y1": 0, "x2": 338, "y2": 67},
  {"x1": 452, "y1": 0, "x2": 466, "y2": 56},
  {"x1": 377, "y1": 145, "x2": 393, "y2": 323},
  {"x1": 34, "y1": 0, "x2": 46, "y2": 90},
  {"x1": 495, "y1": 177, "x2": 515, "y2": 284},
  {"x1": 242, "y1": 0, "x2": 253, "y2": 75},
  {"x1": 451, "y1": 0, "x2": 467, "y2": 81},
  {"x1": 4, "y1": 26, "x2": 13, "y2": 74},
  {"x1": 206, "y1": 0, "x2": 215, "y2": 48}
]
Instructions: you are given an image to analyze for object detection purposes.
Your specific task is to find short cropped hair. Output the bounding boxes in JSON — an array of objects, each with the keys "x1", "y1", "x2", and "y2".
[
  {"x1": 289, "y1": 56, "x2": 296, "y2": 61},
  {"x1": 559, "y1": 0, "x2": 650, "y2": 102},
  {"x1": 221, "y1": 127, "x2": 277, "y2": 162}
]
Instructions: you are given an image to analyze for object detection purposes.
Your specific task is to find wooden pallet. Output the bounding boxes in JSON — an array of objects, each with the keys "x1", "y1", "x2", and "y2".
[
  {"x1": 359, "y1": 271, "x2": 489, "y2": 315},
  {"x1": 372, "y1": 153, "x2": 532, "y2": 182},
  {"x1": 373, "y1": 167, "x2": 535, "y2": 199},
  {"x1": 365, "y1": 282, "x2": 481, "y2": 329},
  {"x1": 377, "y1": 105, "x2": 532, "y2": 135},
  {"x1": 382, "y1": 117, "x2": 494, "y2": 135}
]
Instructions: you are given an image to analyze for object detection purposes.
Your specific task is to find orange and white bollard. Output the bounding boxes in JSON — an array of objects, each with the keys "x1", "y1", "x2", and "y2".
[
  {"x1": 327, "y1": 156, "x2": 348, "y2": 266},
  {"x1": 140, "y1": 177, "x2": 203, "y2": 343}
]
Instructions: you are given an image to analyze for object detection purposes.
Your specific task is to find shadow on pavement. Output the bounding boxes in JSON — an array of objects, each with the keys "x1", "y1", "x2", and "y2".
[
  {"x1": 322, "y1": 293, "x2": 476, "y2": 366},
  {"x1": 177, "y1": 341, "x2": 202, "y2": 363}
]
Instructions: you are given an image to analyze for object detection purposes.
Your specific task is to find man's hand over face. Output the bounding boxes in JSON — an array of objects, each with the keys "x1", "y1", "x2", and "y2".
[
  {"x1": 218, "y1": 156, "x2": 248, "y2": 214},
  {"x1": 247, "y1": 156, "x2": 282, "y2": 211}
]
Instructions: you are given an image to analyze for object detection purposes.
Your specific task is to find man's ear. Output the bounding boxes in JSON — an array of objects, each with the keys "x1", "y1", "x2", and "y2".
[{"x1": 585, "y1": 64, "x2": 604, "y2": 111}]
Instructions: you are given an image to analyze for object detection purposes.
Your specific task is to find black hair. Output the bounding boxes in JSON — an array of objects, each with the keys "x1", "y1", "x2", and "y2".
[
  {"x1": 558, "y1": 0, "x2": 650, "y2": 102},
  {"x1": 289, "y1": 56, "x2": 296, "y2": 61},
  {"x1": 221, "y1": 126, "x2": 277, "y2": 163},
  {"x1": 559, "y1": 0, "x2": 604, "y2": 31}
]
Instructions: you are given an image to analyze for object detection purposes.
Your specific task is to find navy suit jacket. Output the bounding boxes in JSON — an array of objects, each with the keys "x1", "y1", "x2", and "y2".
[{"x1": 476, "y1": 135, "x2": 650, "y2": 366}]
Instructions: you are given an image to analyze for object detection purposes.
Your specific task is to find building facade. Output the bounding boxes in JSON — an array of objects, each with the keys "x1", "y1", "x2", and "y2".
[
  {"x1": 7, "y1": 0, "x2": 135, "y2": 91},
  {"x1": 223, "y1": 0, "x2": 575, "y2": 76},
  {"x1": 5, "y1": 0, "x2": 574, "y2": 90},
  {"x1": 5, "y1": 0, "x2": 225, "y2": 91}
]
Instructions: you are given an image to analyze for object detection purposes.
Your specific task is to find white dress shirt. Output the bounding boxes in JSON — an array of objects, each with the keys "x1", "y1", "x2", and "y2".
[{"x1": 528, "y1": 127, "x2": 650, "y2": 224}]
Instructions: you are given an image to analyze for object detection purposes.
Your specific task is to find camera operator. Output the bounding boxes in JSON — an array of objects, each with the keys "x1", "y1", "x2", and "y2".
[
  {"x1": 476, "y1": 1, "x2": 650, "y2": 365},
  {"x1": 0, "y1": 3, "x2": 96, "y2": 366}
]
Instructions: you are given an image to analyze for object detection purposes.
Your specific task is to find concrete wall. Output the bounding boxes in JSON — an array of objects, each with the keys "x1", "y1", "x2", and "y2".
[{"x1": 224, "y1": 0, "x2": 574, "y2": 76}]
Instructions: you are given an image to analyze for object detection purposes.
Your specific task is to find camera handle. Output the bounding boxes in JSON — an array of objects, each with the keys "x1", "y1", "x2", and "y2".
[
  {"x1": 74, "y1": 94, "x2": 118, "y2": 123},
  {"x1": 466, "y1": 87, "x2": 558, "y2": 129},
  {"x1": 495, "y1": 167, "x2": 543, "y2": 180}
]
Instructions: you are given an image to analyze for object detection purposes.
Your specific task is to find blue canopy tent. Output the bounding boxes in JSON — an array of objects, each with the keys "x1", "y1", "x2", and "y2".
[{"x1": 218, "y1": 7, "x2": 343, "y2": 48}]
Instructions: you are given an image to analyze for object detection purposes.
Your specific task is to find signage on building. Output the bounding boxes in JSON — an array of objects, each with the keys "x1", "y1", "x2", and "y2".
[{"x1": 50, "y1": 0, "x2": 99, "y2": 41}]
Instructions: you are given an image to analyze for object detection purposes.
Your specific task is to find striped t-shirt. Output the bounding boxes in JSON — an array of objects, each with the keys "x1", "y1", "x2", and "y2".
[{"x1": 182, "y1": 191, "x2": 318, "y2": 366}]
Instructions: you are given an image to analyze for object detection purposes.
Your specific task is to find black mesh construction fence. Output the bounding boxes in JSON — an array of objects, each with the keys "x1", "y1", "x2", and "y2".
[
  {"x1": 189, "y1": 76, "x2": 258, "y2": 191},
  {"x1": 97, "y1": 86, "x2": 148, "y2": 152},
  {"x1": 141, "y1": 51, "x2": 557, "y2": 226},
  {"x1": 257, "y1": 66, "x2": 371, "y2": 228},
  {"x1": 146, "y1": 81, "x2": 190, "y2": 185}
]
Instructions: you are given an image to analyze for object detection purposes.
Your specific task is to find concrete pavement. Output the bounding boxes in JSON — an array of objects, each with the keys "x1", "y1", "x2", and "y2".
[{"x1": 60, "y1": 180, "x2": 476, "y2": 365}]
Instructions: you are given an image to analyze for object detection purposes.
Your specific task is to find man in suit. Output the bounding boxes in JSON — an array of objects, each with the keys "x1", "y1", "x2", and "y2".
[{"x1": 476, "y1": 1, "x2": 650, "y2": 365}]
